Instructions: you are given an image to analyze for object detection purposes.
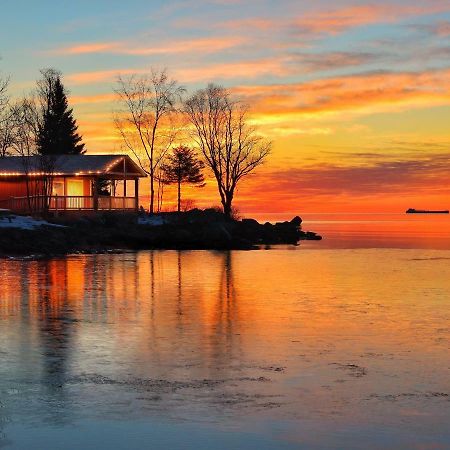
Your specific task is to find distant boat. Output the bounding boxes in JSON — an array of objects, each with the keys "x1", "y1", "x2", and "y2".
[{"x1": 406, "y1": 208, "x2": 449, "y2": 214}]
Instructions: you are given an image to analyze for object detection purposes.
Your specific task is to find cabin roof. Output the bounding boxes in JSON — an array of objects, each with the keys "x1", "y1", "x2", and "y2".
[{"x1": 0, "y1": 154, "x2": 147, "y2": 177}]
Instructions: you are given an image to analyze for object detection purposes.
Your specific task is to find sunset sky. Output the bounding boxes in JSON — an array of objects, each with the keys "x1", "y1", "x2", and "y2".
[{"x1": 1, "y1": 0, "x2": 449, "y2": 213}]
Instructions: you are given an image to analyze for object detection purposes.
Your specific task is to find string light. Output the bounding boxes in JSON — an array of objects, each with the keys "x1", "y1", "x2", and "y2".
[{"x1": 0, "y1": 156, "x2": 146, "y2": 177}]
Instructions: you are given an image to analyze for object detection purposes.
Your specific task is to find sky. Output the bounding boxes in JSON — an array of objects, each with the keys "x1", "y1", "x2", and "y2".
[{"x1": 1, "y1": 0, "x2": 450, "y2": 214}]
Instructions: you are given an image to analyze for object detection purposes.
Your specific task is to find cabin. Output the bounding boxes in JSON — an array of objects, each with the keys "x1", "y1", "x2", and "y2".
[{"x1": 0, "y1": 154, "x2": 147, "y2": 214}]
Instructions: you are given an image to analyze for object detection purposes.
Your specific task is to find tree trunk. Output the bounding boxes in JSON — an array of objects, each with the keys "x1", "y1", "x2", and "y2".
[
  {"x1": 223, "y1": 192, "x2": 233, "y2": 219},
  {"x1": 177, "y1": 179, "x2": 181, "y2": 212},
  {"x1": 149, "y1": 167, "x2": 154, "y2": 214}
]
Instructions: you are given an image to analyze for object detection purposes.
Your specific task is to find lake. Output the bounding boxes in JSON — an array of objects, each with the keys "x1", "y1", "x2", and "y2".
[{"x1": 0, "y1": 214, "x2": 449, "y2": 449}]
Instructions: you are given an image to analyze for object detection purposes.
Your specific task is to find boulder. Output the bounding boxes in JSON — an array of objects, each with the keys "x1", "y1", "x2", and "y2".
[
  {"x1": 241, "y1": 218, "x2": 260, "y2": 226},
  {"x1": 290, "y1": 216, "x2": 302, "y2": 227}
]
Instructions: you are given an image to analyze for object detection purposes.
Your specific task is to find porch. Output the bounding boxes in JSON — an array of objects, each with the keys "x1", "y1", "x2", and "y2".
[
  {"x1": 0, "y1": 195, "x2": 138, "y2": 213},
  {"x1": 0, "y1": 154, "x2": 147, "y2": 215}
]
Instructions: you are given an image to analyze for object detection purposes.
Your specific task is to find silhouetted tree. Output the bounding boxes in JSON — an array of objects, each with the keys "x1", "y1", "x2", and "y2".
[
  {"x1": 92, "y1": 178, "x2": 111, "y2": 196},
  {"x1": 114, "y1": 68, "x2": 184, "y2": 213},
  {"x1": 0, "y1": 72, "x2": 8, "y2": 115},
  {"x1": 0, "y1": 107, "x2": 14, "y2": 157},
  {"x1": 0, "y1": 73, "x2": 12, "y2": 157},
  {"x1": 161, "y1": 146, "x2": 205, "y2": 212},
  {"x1": 185, "y1": 84, "x2": 271, "y2": 218},
  {"x1": 9, "y1": 98, "x2": 57, "y2": 213},
  {"x1": 36, "y1": 69, "x2": 85, "y2": 155}
]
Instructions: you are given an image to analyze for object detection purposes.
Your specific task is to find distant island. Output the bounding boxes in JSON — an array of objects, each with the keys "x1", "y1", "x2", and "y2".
[{"x1": 406, "y1": 208, "x2": 449, "y2": 214}]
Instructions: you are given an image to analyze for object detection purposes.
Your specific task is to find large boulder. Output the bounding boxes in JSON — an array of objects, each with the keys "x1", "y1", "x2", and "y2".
[{"x1": 290, "y1": 216, "x2": 302, "y2": 227}]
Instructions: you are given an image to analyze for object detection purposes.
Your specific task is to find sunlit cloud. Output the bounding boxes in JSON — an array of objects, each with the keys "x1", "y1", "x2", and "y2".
[
  {"x1": 231, "y1": 151, "x2": 450, "y2": 212},
  {"x1": 292, "y1": 3, "x2": 450, "y2": 36},
  {"x1": 235, "y1": 68, "x2": 450, "y2": 123},
  {"x1": 71, "y1": 93, "x2": 117, "y2": 105},
  {"x1": 67, "y1": 69, "x2": 140, "y2": 85},
  {"x1": 52, "y1": 36, "x2": 246, "y2": 56},
  {"x1": 174, "y1": 57, "x2": 293, "y2": 82},
  {"x1": 294, "y1": 51, "x2": 381, "y2": 73},
  {"x1": 436, "y1": 20, "x2": 450, "y2": 36},
  {"x1": 54, "y1": 42, "x2": 121, "y2": 55},
  {"x1": 67, "y1": 56, "x2": 293, "y2": 85}
]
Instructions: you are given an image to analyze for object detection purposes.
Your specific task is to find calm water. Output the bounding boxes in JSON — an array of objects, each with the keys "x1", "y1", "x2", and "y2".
[
  {"x1": 254, "y1": 212, "x2": 450, "y2": 250},
  {"x1": 0, "y1": 215, "x2": 449, "y2": 449}
]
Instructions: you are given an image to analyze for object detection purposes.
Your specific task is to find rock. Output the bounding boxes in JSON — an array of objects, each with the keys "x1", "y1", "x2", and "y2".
[
  {"x1": 241, "y1": 218, "x2": 260, "y2": 226},
  {"x1": 305, "y1": 231, "x2": 322, "y2": 240},
  {"x1": 290, "y1": 216, "x2": 302, "y2": 227}
]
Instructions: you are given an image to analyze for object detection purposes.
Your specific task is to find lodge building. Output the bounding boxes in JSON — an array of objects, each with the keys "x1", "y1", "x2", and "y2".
[{"x1": 0, "y1": 154, "x2": 147, "y2": 214}]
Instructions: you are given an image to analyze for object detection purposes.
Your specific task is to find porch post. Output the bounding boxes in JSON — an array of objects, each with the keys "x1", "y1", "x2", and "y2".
[
  {"x1": 93, "y1": 176, "x2": 99, "y2": 211},
  {"x1": 123, "y1": 158, "x2": 127, "y2": 197},
  {"x1": 135, "y1": 178, "x2": 139, "y2": 212}
]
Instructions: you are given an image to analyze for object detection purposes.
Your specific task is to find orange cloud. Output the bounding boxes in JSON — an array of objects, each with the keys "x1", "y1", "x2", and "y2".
[
  {"x1": 67, "y1": 69, "x2": 140, "y2": 85},
  {"x1": 174, "y1": 57, "x2": 293, "y2": 82},
  {"x1": 231, "y1": 150, "x2": 450, "y2": 214},
  {"x1": 70, "y1": 93, "x2": 117, "y2": 105},
  {"x1": 293, "y1": 3, "x2": 450, "y2": 36},
  {"x1": 53, "y1": 36, "x2": 245, "y2": 56},
  {"x1": 56, "y1": 42, "x2": 121, "y2": 55},
  {"x1": 436, "y1": 21, "x2": 450, "y2": 36},
  {"x1": 234, "y1": 68, "x2": 450, "y2": 122},
  {"x1": 203, "y1": 2, "x2": 450, "y2": 42},
  {"x1": 67, "y1": 56, "x2": 293, "y2": 85}
]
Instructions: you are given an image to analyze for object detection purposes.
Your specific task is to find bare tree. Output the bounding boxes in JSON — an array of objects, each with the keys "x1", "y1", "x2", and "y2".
[
  {"x1": 9, "y1": 98, "x2": 56, "y2": 214},
  {"x1": 9, "y1": 98, "x2": 40, "y2": 211},
  {"x1": 184, "y1": 84, "x2": 271, "y2": 218},
  {"x1": 0, "y1": 73, "x2": 8, "y2": 115},
  {"x1": 115, "y1": 69, "x2": 184, "y2": 213},
  {"x1": 0, "y1": 73, "x2": 12, "y2": 157},
  {"x1": 0, "y1": 107, "x2": 14, "y2": 157}
]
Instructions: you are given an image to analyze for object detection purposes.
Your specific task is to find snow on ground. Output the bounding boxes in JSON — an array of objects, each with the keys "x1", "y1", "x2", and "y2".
[
  {"x1": 138, "y1": 215, "x2": 167, "y2": 226},
  {"x1": 0, "y1": 213, "x2": 65, "y2": 230}
]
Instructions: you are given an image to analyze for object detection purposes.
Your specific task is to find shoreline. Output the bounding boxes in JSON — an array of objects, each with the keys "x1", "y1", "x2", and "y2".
[{"x1": 0, "y1": 209, "x2": 322, "y2": 258}]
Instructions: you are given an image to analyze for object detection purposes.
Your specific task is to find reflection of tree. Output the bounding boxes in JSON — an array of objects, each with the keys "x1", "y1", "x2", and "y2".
[
  {"x1": 209, "y1": 251, "x2": 242, "y2": 368},
  {"x1": 34, "y1": 260, "x2": 78, "y2": 425},
  {"x1": 176, "y1": 251, "x2": 183, "y2": 321}
]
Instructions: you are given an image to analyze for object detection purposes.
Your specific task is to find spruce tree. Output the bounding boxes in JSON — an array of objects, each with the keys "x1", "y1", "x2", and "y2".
[
  {"x1": 161, "y1": 146, "x2": 205, "y2": 212},
  {"x1": 37, "y1": 69, "x2": 85, "y2": 155}
]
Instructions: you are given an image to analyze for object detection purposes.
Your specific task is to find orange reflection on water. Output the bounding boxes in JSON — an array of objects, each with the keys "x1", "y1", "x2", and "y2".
[{"x1": 0, "y1": 249, "x2": 449, "y2": 441}]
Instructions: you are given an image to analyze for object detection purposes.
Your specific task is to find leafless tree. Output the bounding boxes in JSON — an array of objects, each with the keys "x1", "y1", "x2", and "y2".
[
  {"x1": 9, "y1": 98, "x2": 56, "y2": 214},
  {"x1": 114, "y1": 69, "x2": 184, "y2": 213},
  {"x1": 0, "y1": 73, "x2": 8, "y2": 115},
  {"x1": 184, "y1": 84, "x2": 271, "y2": 218},
  {"x1": 0, "y1": 73, "x2": 12, "y2": 157},
  {"x1": 0, "y1": 107, "x2": 14, "y2": 157},
  {"x1": 8, "y1": 98, "x2": 38, "y2": 210}
]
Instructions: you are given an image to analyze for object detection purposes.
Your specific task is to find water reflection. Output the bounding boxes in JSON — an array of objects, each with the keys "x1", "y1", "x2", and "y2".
[{"x1": 0, "y1": 250, "x2": 449, "y2": 448}]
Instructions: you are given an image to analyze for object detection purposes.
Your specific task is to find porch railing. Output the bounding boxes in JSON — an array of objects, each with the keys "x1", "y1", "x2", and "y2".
[{"x1": 0, "y1": 195, "x2": 137, "y2": 213}]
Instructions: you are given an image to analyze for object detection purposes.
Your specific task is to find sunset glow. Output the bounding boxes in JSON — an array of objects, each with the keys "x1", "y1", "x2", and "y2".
[{"x1": 2, "y1": 0, "x2": 449, "y2": 213}]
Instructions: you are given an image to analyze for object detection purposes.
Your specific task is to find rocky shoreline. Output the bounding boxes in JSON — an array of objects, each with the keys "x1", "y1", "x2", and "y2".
[{"x1": 0, "y1": 209, "x2": 321, "y2": 257}]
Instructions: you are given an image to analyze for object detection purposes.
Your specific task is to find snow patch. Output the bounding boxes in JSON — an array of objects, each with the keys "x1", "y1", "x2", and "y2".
[
  {"x1": 138, "y1": 215, "x2": 167, "y2": 226},
  {"x1": 0, "y1": 214, "x2": 65, "y2": 230}
]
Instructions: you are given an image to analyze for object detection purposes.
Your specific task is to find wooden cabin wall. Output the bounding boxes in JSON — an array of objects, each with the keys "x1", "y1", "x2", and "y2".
[
  {"x1": 0, "y1": 179, "x2": 52, "y2": 200},
  {"x1": 0, "y1": 180, "x2": 29, "y2": 200},
  {"x1": 83, "y1": 178, "x2": 92, "y2": 196}
]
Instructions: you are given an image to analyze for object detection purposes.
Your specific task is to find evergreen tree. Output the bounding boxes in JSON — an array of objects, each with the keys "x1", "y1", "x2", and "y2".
[
  {"x1": 37, "y1": 69, "x2": 85, "y2": 155},
  {"x1": 161, "y1": 146, "x2": 205, "y2": 212}
]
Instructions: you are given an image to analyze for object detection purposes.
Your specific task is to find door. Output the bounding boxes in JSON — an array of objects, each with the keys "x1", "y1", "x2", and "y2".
[
  {"x1": 52, "y1": 180, "x2": 65, "y2": 210},
  {"x1": 66, "y1": 179, "x2": 84, "y2": 209}
]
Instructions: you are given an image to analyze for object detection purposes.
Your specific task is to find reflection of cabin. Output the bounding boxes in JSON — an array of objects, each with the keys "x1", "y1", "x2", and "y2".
[{"x1": 0, "y1": 154, "x2": 147, "y2": 214}]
